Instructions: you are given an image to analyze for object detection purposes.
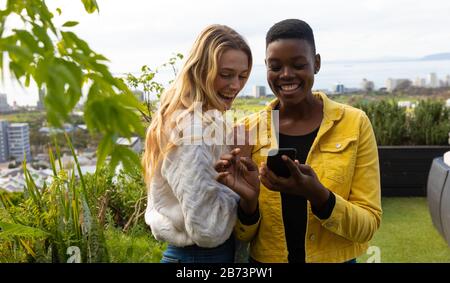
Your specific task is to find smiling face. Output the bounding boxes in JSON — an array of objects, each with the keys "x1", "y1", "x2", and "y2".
[
  {"x1": 266, "y1": 39, "x2": 320, "y2": 105},
  {"x1": 213, "y1": 49, "x2": 250, "y2": 110}
]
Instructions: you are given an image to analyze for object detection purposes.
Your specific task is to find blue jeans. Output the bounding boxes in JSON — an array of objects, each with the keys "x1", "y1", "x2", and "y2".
[
  {"x1": 160, "y1": 236, "x2": 235, "y2": 263},
  {"x1": 248, "y1": 257, "x2": 357, "y2": 263}
]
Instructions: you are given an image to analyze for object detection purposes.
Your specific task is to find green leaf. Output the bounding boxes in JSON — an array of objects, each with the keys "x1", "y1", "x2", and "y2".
[
  {"x1": 62, "y1": 21, "x2": 79, "y2": 27},
  {"x1": 48, "y1": 147, "x2": 58, "y2": 176},
  {"x1": 3, "y1": 42, "x2": 34, "y2": 62},
  {"x1": 9, "y1": 61, "x2": 26, "y2": 81},
  {"x1": 24, "y1": 73, "x2": 30, "y2": 87},
  {"x1": 61, "y1": 31, "x2": 94, "y2": 58},
  {"x1": 65, "y1": 133, "x2": 87, "y2": 199},
  {"x1": 23, "y1": 162, "x2": 42, "y2": 208},
  {"x1": 96, "y1": 134, "x2": 114, "y2": 172},
  {"x1": 31, "y1": 24, "x2": 55, "y2": 54},
  {"x1": 0, "y1": 47, "x2": 4, "y2": 81},
  {"x1": 81, "y1": 0, "x2": 99, "y2": 14},
  {"x1": 109, "y1": 145, "x2": 141, "y2": 174},
  {"x1": 45, "y1": 74, "x2": 69, "y2": 127},
  {"x1": 0, "y1": 222, "x2": 50, "y2": 240},
  {"x1": 14, "y1": 29, "x2": 40, "y2": 54},
  {"x1": 56, "y1": 8, "x2": 62, "y2": 15}
]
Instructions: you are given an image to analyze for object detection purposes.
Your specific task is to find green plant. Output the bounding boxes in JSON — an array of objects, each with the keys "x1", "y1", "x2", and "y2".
[
  {"x1": 1, "y1": 0, "x2": 145, "y2": 174},
  {"x1": 409, "y1": 100, "x2": 450, "y2": 145},
  {"x1": 104, "y1": 224, "x2": 165, "y2": 263},
  {"x1": 0, "y1": 191, "x2": 24, "y2": 206},
  {"x1": 83, "y1": 164, "x2": 147, "y2": 233},
  {"x1": 0, "y1": 135, "x2": 108, "y2": 263},
  {"x1": 125, "y1": 53, "x2": 183, "y2": 123},
  {"x1": 354, "y1": 100, "x2": 408, "y2": 145},
  {"x1": 354, "y1": 99, "x2": 450, "y2": 145}
]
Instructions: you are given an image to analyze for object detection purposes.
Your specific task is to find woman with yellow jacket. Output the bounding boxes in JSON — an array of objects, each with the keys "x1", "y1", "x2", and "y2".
[{"x1": 216, "y1": 19, "x2": 382, "y2": 263}]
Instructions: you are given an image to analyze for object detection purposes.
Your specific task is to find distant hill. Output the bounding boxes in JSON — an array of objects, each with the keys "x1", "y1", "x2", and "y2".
[
  {"x1": 420, "y1": 53, "x2": 450, "y2": 61},
  {"x1": 324, "y1": 53, "x2": 450, "y2": 64}
]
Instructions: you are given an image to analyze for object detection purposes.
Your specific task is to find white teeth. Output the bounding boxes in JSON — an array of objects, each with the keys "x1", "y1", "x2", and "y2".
[
  {"x1": 220, "y1": 94, "x2": 235, "y2": 99},
  {"x1": 280, "y1": 84, "x2": 299, "y2": 91}
]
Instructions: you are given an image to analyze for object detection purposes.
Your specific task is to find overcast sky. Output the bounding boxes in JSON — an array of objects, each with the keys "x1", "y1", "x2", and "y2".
[{"x1": 2, "y1": 0, "x2": 450, "y2": 105}]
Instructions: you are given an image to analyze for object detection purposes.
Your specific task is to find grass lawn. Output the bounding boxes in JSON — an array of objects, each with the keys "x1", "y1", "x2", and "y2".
[
  {"x1": 105, "y1": 225, "x2": 166, "y2": 263},
  {"x1": 357, "y1": 197, "x2": 450, "y2": 263},
  {"x1": 105, "y1": 197, "x2": 450, "y2": 263}
]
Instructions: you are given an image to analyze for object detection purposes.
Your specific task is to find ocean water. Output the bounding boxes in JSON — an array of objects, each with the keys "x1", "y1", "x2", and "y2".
[
  {"x1": 240, "y1": 59, "x2": 450, "y2": 95},
  {"x1": 8, "y1": 59, "x2": 448, "y2": 106}
]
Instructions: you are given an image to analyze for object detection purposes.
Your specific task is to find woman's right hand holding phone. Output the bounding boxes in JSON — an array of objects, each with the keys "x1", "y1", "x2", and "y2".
[{"x1": 260, "y1": 156, "x2": 331, "y2": 212}]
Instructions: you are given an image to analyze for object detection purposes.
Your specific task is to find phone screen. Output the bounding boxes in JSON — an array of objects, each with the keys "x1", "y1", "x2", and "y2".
[{"x1": 266, "y1": 148, "x2": 297, "y2": 178}]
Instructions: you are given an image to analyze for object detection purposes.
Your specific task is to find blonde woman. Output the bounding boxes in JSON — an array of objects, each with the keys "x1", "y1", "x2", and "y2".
[{"x1": 143, "y1": 25, "x2": 253, "y2": 263}]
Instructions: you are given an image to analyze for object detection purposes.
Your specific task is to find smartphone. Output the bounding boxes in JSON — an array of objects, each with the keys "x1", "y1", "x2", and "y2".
[{"x1": 266, "y1": 148, "x2": 297, "y2": 178}]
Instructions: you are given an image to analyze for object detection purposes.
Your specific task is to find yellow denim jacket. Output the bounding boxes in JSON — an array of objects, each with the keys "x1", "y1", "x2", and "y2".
[{"x1": 234, "y1": 92, "x2": 382, "y2": 263}]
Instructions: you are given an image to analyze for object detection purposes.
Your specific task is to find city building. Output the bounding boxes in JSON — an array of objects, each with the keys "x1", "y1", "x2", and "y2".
[
  {"x1": 386, "y1": 78, "x2": 412, "y2": 92},
  {"x1": 429, "y1": 73, "x2": 438, "y2": 88},
  {"x1": 39, "y1": 123, "x2": 75, "y2": 135},
  {"x1": 413, "y1": 77, "x2": 427, "y2": 87},
  {"x1": 386, "y1": 78, "x2": 396, "y2": 92},
  {"x1": 116, "y1": 136, "x2": 142, "y2": 153},
  {"x1": 7, "y1": 123, "x2": 31, "y2": 162},
  {"x1": 0, "y1": 120, "x2": 9, "y2": 162},
  {"x1": 333, "y1": 83, "x2": 345, "y2": 94},
  {"x1": 0, "y1": 167, "x2": 53, "y2": 193},
  {"x1": 36, "y1": 88, "x2": 45, "y2": 110},
  {"x1": 0, "y1": 93, "x2": 11, "y2": 113},
  {"x1": 251, "y1": 86, "x2": 266, "y2": 98},
  {"x1": 361, "y1": 78, "x2": 375, "y2": 92}
]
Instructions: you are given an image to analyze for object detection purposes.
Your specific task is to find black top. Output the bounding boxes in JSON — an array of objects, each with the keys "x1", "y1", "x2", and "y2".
[
  {"x1": 238, "y1": 128, "x2": 336, "y2": 263},
  {"x1": 278, "y1": 129, "x2": 317, "y2": 263}
]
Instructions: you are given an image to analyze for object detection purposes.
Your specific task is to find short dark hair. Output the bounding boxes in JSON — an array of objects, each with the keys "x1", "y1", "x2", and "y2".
[{"x1": 266, "y1": 19, "x2": 316, "y2": 54}]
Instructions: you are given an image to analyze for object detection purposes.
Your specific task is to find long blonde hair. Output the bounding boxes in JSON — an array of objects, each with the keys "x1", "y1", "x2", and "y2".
[{"x1": 142, "y1": 24, "x2": 252, "y2": 185}]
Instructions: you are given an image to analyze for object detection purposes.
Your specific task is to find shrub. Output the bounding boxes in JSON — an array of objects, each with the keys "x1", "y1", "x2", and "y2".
[
  {"x1": 409, "y1": 100, "x2": 450, "y2": 145},
  {"x1": 84, "y1": 165, "x2": 147, "y2": 232},
  {"x1": 354, "y1": 99, "x2": 450, "y2": 145},
  {"x1": 0, "y1": 138, "x2": 108, "y2": 263},
  {"x1": 354, "y1": 100, "x2": 408, "y2": 145}
]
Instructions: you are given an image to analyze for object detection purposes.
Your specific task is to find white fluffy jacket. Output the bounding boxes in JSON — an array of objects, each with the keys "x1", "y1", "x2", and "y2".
[{"x1": 145, "y1": 138, "x2": 239, "y2": 248}]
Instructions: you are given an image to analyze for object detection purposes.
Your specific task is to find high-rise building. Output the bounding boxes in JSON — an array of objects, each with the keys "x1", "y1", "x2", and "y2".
[
  {"x1": 414, "y1": 77, "x2": 427, "y2": 87},
  {"x1": 333, "y1": 83, "x2": 345, "y2": 94},
  {"x1": 7, "y1": 123, "x2": 31, "y2": 162},
  {"x1": 0, "y1": 120, "x2": 9, "y2": 162},
  {"x1": 386, "y1": 78, "x2": 412, "y2": 92},
  {"x1": 361, "y1": 78, "x2": 375, "y2": 92},
  {"x1": 251, "y1": 86, "x2": 266, "y2": 98},
  {"x1": 0, "y1": 93, "x2": 11, "y2": 113},
  {"x1": 429, "y1": 73, "x2": 438, "y2": 88},
  {"x1": 37, "y1": 88, "x2": 45, "y2": 110},
  {"x1": 386, "y1": 78, "x2": 396, "y2": 92}
]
